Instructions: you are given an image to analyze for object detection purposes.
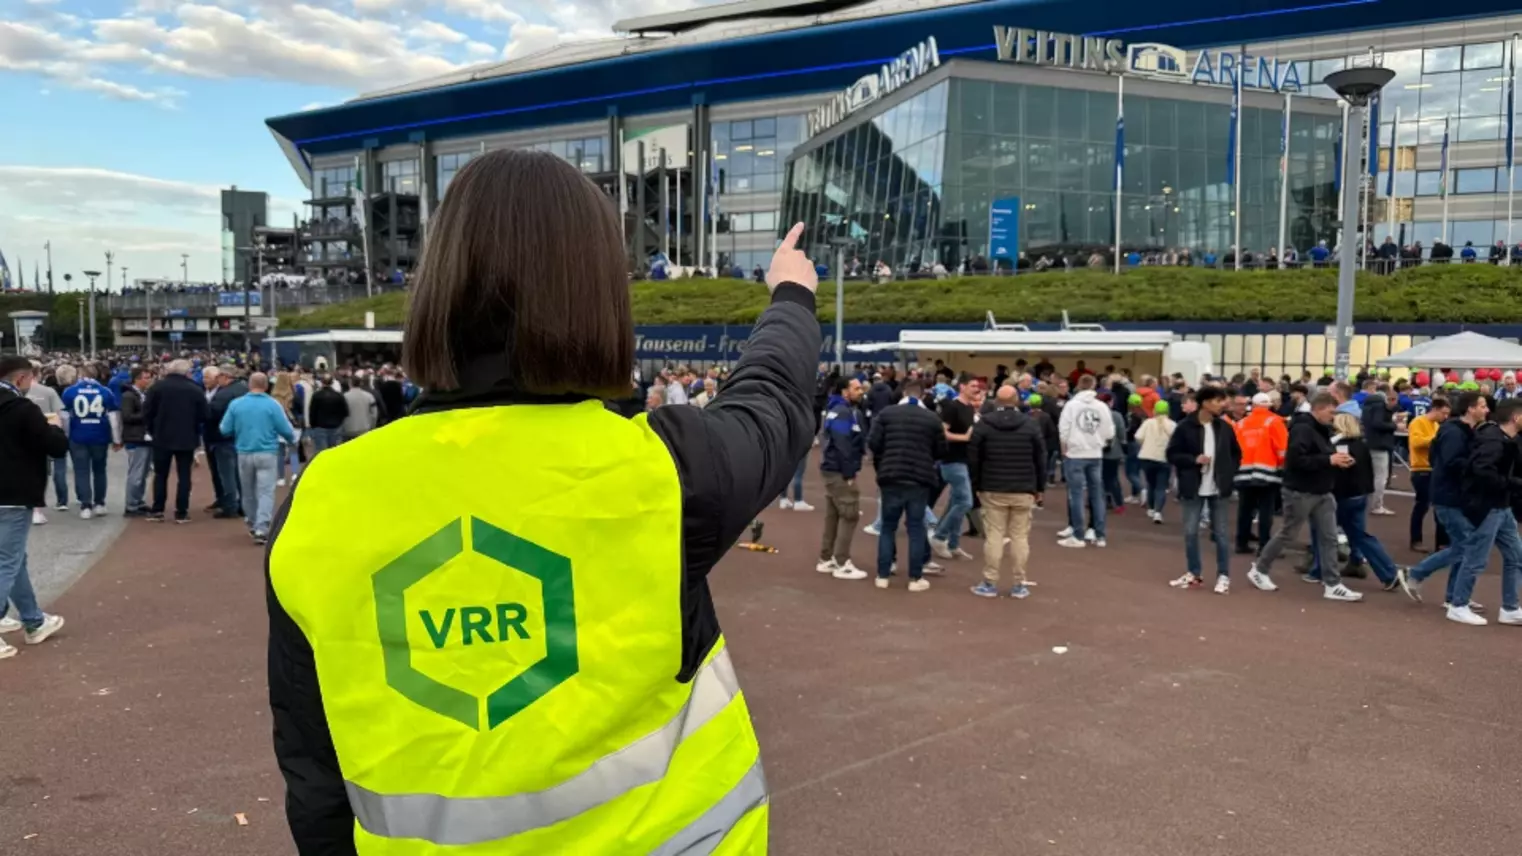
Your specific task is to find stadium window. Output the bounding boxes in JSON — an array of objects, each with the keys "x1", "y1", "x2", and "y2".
[
  {"x1": 1422, "y1": 46, "x2": 1461, "y2": 73},
  {"x1": 1462, "y1": 42, "x2": 1503, "y2": 69},
  {"x1": 1455, "y1": 167, "x2": 1497, "y2": 194},
  {"x1": 1414, "y1": 170, "x2": 1441, "y2": 196}
]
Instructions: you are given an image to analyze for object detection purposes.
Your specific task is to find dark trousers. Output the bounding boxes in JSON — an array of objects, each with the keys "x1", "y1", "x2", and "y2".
[
  {"x1": 1101, "y1": 459, "x2": 1125, "y2": 508},
  {"x1": 1235, "y1": 483, "x2": 1278, "y2": 552},
  {"x1": 1410, "y1": 471, "x2": 1449, "y2": 548},
  {"x1": 876, "y1": 484, "x2": 929, "y2": 580},
  {"x1": 207, "y1": 443, "x2": 224, "y2": 506},
  {"x1": 151, "y1": 449, "x2": 195, "y2": 519}
]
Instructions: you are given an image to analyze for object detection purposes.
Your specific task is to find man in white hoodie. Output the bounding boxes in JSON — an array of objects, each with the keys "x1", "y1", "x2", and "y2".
[{"x1": 1057, "y1": 375, "x2": 1115, "y2": 548}]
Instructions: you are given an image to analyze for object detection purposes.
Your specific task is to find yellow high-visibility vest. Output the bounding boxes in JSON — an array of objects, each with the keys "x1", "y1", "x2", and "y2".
[{"x1": 270, "y1": 400, "x2": 768, "y2": 854}]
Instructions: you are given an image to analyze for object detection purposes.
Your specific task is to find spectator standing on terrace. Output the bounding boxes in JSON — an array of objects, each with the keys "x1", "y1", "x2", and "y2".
[
  {"x1": 144, "y1": 360, "x2": 208, "y2": 523},
  {"x1": 0, "y1": 356, "x2": 70, "y2": 658},
  {"x1": 60, "y1": 364, "x2": 120, "y2": 519},
  {"x1": 1056, "y1": 375, "x2": 1114, "y2": 548},
  {"x1": 119, "y1": 367, "x2": 154, "y2": 517},
  {"x1": 815, "y1": 376, "x2": 866, "y2": 580},
  {"x1": 968, "y1": 384, "x2": 1046, "y2": 599},
  {"x1": 220, "y1": 372, "x2": 295, "y2": 546},
  {"x1": 23, "y1": 362, "x2": 67, "y2": 524}
]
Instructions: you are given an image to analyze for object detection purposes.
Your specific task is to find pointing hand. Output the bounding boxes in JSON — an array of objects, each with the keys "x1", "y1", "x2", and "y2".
[{"x1": 765, "y1": 222, "x2": 818, "y2": 293}]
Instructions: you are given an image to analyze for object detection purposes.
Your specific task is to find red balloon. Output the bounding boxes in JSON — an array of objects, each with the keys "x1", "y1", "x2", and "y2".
[
  {"x1": 1493, "y1": 368, "x2": 1507, "y2": 381},
  {"x1": 1414, "y1": 371, "x2": 1430, "y2": 386}
]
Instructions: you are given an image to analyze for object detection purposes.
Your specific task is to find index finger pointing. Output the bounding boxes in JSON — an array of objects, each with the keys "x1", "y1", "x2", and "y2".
[{"x1": 777, "y1": 222, "x2": 805, "y2": 252}]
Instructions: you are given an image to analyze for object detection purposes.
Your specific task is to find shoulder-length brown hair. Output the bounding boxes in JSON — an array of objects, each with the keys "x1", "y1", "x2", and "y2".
[{"x1": 403, "y1": 149, "x2": 633, "y2": 396}]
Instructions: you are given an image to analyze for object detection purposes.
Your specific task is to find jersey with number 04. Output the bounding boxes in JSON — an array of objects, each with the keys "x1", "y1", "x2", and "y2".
[{"x1": 62, "y1": 380, "x2": 119, "y2": 446}]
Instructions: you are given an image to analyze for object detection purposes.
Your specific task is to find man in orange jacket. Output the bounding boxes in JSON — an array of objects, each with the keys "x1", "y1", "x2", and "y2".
[{"x1": 1233, "y1": 392, "x2": 1290, "y2": 554}]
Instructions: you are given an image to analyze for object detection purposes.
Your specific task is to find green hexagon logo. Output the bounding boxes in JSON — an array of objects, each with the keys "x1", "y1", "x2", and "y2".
[{"x1": 371, "y1": 517, "x2": 578, "y2": 731}]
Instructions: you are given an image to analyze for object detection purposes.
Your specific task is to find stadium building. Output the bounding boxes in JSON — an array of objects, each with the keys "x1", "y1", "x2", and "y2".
[{"x1": 266, "y1": 1, "x2": 1522, "y2": 275}]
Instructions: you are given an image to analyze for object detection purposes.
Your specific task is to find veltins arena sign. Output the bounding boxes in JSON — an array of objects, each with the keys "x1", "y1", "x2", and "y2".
[{"x1": 992, "y1": 27, "x2": 1305, "y2": 93}]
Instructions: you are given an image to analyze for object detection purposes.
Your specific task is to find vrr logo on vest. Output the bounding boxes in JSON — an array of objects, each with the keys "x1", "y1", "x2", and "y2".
[{"x1": 372, "y1": 517, "x2": 579, "y2": 731}]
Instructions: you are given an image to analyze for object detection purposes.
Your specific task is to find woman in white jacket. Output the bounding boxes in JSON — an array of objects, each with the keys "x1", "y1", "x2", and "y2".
[{"x1": 1134, "y1": 400, "x2": 1176, "y2": 523}]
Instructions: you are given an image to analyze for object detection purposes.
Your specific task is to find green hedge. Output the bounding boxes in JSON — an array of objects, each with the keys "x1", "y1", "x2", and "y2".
[{"x1": 269, "y1": 264, "x2": 1522, "y2": 329}]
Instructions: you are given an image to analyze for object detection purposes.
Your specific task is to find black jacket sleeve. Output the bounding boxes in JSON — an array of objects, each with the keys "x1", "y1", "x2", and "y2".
[
  {"x1": 143, "y1": 384, "x2": 159, "y2": 437},
  {"x1": 121, "y1": 389, "x2": 145, "y2": 430},
  {"x1": 1466, "y1": 429, "x2": 1518, "y2": 500},
  {"x1": 1165, "y1": 420, "x2": 1195, "y2": 471},
  {"x1": 15, "y1": 399, "x2": 69, "y2": 459},
  {"x1": 967, "y1": 423, "x2": 985, "y2": 491},
  {"x1": 266, "y1": 497, "x2": 357, "y2": 856},
  {"x1": 867, "y1": 411, "x2": 886, "y2": 462},
  {"x1": 646, "y1": 284, "x2": 820, "y2": 681},
  {"x1": 1287, "y1": 423, "x2": 1333, "y2": 474}
]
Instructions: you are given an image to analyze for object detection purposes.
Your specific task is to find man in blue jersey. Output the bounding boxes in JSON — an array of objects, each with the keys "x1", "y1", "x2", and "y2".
[{"x1": 59, "y1": 364, "x2": 120, "y2": 519}]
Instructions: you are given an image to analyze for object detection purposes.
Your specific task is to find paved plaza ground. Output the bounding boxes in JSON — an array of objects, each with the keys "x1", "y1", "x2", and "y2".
[{"x1": 3, "y1": 454, "x2": 1521, "y2": 855}]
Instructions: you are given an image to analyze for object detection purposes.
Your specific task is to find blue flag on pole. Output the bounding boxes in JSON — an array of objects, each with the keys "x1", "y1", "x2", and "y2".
[
  {"x1": 1385, "y1": 109, "x2": 1397, "y2": 197},
  {"x1": 1226, "y1": 72, "x2": 1240, "y2": 186},
  {"x1": 1439, "y1": 117, "x2": 1451, "y2": 197},
  {"x1": 1508, "y1": 42, "x2": 1516, "y2": 171},
  {"x1": 1367, "y1": 95, "x2": 1381, "y2": 178}
]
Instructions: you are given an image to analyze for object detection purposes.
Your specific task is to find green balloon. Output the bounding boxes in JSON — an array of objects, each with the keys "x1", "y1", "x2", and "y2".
[
  {"x1": 1154, "y1": 400, "x2": 1171, "y2": 415},
  {"x1": 1027, "y1": 394, "x2": 1044, "y2": 406},
  {"x1": 1128, "y1": 393, "x2": 1144, "y2": 406}
]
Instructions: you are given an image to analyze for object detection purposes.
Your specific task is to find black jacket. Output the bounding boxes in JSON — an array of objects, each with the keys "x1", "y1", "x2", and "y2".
[
  {"x1": 864, "y1": 379, "x2": 898, "y2": 424},
  {"x1": 1166, "y1": 414, "x2": 1241, "y2": 500},
  {"x1": 205, "y1": 380, "x2": 248, "y2": 445},
  {"x1": 1284, "y1": 417, "x2": 1337, "y2": 495},
  {"x1": 308, "y1": 387, "x2": 349, "y2": 430},
  {"x1": 819, "y1": 395, "x2": 865, "y2": 479},
  {"x1": 0, "y1": 386, "x2": 70, "y2": 508},
  {"x1": 1361, "y1": 397, "x2": 1396, "y2": 452},
  {"x1": 1430, "y1": 419, "x2": 1477, "y2": 509},
  {"x1": 968, "y1": 407, "x2": 1047, "y2": 495},
  {"x1": 120, "y1": 385, "x2": 149, "y2": 445},
  {"x1": 1029, "y1": 407, "x2": 1059, "y2": 459},
  {"x1": 266, "y1": 285, "x2": 820, "y2": 855},
  {"x1": 1330, "y1": 435, "x2": 1375, "y2": 500},
  {"x1": 1464, "y1": 422, "x2": 1522, "y2": 516},
  {"x1": 867, "y1": 399, "x2": 947, "y2": 489},
  {"x1": 143, "y1": 374, "x2": 210, "y2": 452},
  {"x1": 377, "y1": 380, "x2": 405, "y2": 425}
]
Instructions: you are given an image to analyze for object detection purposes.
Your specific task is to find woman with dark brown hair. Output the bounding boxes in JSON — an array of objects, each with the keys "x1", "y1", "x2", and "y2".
[{"x1": 266, "y1": 148, "x2": 821, "y2": 855}]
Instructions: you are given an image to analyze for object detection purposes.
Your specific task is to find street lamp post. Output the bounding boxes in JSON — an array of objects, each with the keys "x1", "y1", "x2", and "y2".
[
  {"x1": 1323, "y1": 66, "x2": 1395, "y2": 382},
  {"x1": 828, "y1": 237, "x2": 853, "y2": 371},
  {"x1": 82, "y1": 270, "x2": 101, "y2": 359}
]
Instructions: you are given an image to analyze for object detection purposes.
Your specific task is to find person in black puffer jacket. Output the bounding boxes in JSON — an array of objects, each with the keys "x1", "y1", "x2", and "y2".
[
  {"x1": 1361, "y1": 385, "x2": 1398, "y2": 514},
  {"x1": 968, "y1": 385, "x2": 1046, "y2": 597},
  {"x1": 866, "y1": 378, "x2": 946, "y2": 588},
  {"x1": 1329, "y1": 412, "x2": 1399, "y2": 588}
]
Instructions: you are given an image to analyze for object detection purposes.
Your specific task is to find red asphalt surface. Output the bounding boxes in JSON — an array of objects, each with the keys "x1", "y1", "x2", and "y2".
[{"x1": 4, "y1": 456, "x2": 1521, "y2": 855}]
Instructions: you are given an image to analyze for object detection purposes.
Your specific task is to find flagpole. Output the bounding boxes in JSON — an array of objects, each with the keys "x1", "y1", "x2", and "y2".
[
  {"x1": 1386, "y1": 106, "x2": 1399, "y2": 269},
  {"x1": 1231, "y1": 51, "x2": 1243, "y2": 270},
  {"x1": 709, "y1": 150, "x2": 719, "y2": 276},
  {"x1": 1277, "y1": 91, "x2": 1292, "y2": 268},
  {"x1": 1113, "y1": 73, "x2": 1124, "y2": 275},
  {"x1": 675, "y1": 167, "x2": 683, "y2": 268},
  {"x1": 1440, "y1": 115, "x2": 1452, "y2": 245},
  {"x1": 352, "y1": 154, "x2": 375, "y2": 298},
  {"x1": 1507, "y1": 34, "x2": 1518, "y2": 260}
]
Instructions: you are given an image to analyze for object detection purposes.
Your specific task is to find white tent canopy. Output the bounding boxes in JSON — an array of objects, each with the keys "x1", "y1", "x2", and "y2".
[{"x1": 1377, "y1": 331, "x2": 1522, "y2": 369}]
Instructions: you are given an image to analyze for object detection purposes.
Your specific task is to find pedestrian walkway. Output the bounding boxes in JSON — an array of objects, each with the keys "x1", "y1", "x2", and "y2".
[{"x1": 28, "y1": 453, "x2": 129, "y2": 605}]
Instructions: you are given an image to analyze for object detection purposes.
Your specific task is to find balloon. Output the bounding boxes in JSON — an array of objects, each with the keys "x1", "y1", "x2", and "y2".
[
  {"x1": 1491, "y1": 368, "x2": 1505, "y2": 381},
  {"x1": 1027, "y1": 394, "x2": 1044, "y2": 406},
  {"x1": 1461, "y1": 381, "x2": 1481, "y2": 390},
  {"x1": 1414, "y1": 371, "x2": 1430, "y2": 387}
]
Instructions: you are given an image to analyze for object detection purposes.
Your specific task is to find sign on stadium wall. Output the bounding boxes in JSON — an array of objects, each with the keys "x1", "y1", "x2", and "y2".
[
  {"x1": 806, "y1": 36, "x2": 943, "y2": 137},
  {"x1": 992, "y1": 27, "x2": 1304, "y2": 93}
]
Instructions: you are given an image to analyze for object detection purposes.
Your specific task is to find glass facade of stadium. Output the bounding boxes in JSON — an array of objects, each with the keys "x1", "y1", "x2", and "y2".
[{"x1": 781, "y1": 59, "x2": 1345, "y2": 269}]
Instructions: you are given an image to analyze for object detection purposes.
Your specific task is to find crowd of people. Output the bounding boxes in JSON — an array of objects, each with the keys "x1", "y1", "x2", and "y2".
[{"x1": 0, "y1": 348, "x2": 420, "y2": 659}]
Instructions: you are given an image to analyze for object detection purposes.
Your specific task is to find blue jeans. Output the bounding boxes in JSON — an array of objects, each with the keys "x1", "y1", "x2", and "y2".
[
  {"x1": 1336, "y1": 495, "x2": 1397, "y2": 584},
  {"x1": 1141, "y1": 460, "x2": 1170, "y2": 514},
  {"x1": 1063, "y1": 458, "x2": 1106, "y2": 538},
  {"x1": 1451, "y1": 507, "x2": 1522, "y2": 610},
  {"x1": 69, "y1": 443, "x2": 109, "y2": 507},
  {"x1": 125, "y1": 445, "x2": 151, "y2": 512},
  {"x1": 932, "y1": 462, "x2": 973, "y2": 550},
  {"x1": 238, "y1": 452, "x2": 280, "y2": 535},
  {"x1": 1101, "y1": 459, "x2": 1125, "y2": 508},
  {"x1": 0, "y1": 508, "x2": 44, "y2": 629},
  {"x1": 788, "y1": 457, "x2": 806, "y2": 502},
  {"x1": 51, "y1": 455, "x2": 68, "y2": 506},
  {"x1": 1410, "y1": 506, "x2": 1475, "y2": 605},
  {"x1": 307, "y1": 427, "x2": 342, "y2": 455},
  {"x1": 1182, "y1": 495, "x2": 1231, "y2": 579},
  {"x1": 877, "y1": 484, "x2": 930, "y2": 580},
  {"x1": 1124, "y1": 445, "x2": 1144, "y2": 498},
  {"x1": 872, "y1": 499, "x2": 937, "y2": 530},
  {"x1": 210, "y1": 441, "x2": 240, "y2": 514}
]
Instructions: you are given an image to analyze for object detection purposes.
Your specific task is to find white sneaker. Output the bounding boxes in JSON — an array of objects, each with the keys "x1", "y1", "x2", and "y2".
[
  {"x1": 1056, "y1": 526, "x2": 1074, "y2": 539},
  {"x1": 93, "y1": 504, "x2": 107, "y2": 516},
  {"x1": 815, "y1": 559, "x2": 837, "y2": 574},
  {"x1": 55, "y1": 503, "x2": 68, "y2": 512},
  {"x1": 31, "y1": 509, "x2": 46, "y2": 525},
  {"x1": 1323, "y1": 584, "x2": 1364, "y2": 603},
  {"x1": 24, "y1": 614, "x2": 64, "y2": 645},
  {"x1": 921, "y1": 561, "x2": 945, "y2": 576},
  {"x1": 863, "y1": 522, "x2": 881, "y2": 536},
  {"x1": 779, "y1": 499, "x2": 794, "y2": 510},
  {"x1": 1214, "y1": 576, "x2": 1230, "y2": 595},
  {"x1": 1446, "y1": 605, "x2": 1487, "y2": 625},
  {"x1": 953, "y1": 547, "x2": 975, "y2": 560},
  {"x1": 1151, "y1": 512, "x2": 1164, "y2": 525},
  {"x1": 0, "y1": 616, "x2": 22, "y2": 633},
  {"x1": 792, "y1": 501, "x2": 815, "y2": 512},
  {"x1": 1498, "y1": 608, "x2": 1522, "y2": 626},
  {"x1": 1083, "y1": 528, "x2": 1097, "y2": 543},
  {"x1": 1094, "y1": 538, "x2": 1107, "y2": 548},
  {"x1": 907, "y1": 578, "x2": 931, "y2": 593},
  {"x1": 1246, "y1": 567, "x2": 1278, "y2": 592},
  {"x1": 79, "y1": 507, "x2": 93, "y2": 521},
  {"x1": 0, "y1": 640, "x2": 15, "y2": 660},
  {"x1": 277, "y1": 478, "x2": 288, "y2": 488},
  {"x1": 1443, "y1": 601, "x2": 1486, "y2": 614},
  {"x1": 930, "y1": 537, "x2": 953, "y2": 559},
  {"x1": 832, "y1": 560, "x2": 868, "y2": 580},
  {"x1": 874, "y1": 577, "x2": 890, "y2": 590},
  {"x1": 1057, "y1": 537, "x2": 1087, "y2": 549}
]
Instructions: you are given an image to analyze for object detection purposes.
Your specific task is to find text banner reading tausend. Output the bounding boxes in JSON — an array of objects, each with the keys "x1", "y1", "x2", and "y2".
[{"x1": 992, "y1": 27, "x2": 1303, "y2": 93}]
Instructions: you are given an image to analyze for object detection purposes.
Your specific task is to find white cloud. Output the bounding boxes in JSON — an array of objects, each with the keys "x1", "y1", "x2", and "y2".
[{"x1": 0, "y1": 165, "x2": 299, "y2": 285}]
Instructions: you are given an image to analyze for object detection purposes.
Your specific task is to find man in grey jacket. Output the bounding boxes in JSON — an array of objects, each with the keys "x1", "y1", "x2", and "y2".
[
  {"x1": 341, "y1": 379, "x2": 379, "y2": 440},
  {"x1": 25, "y1": 361, "x2": 68, "y2": 524},
  {"x1": 119, "y1": 367, "x2": 155, "y2": 516}
]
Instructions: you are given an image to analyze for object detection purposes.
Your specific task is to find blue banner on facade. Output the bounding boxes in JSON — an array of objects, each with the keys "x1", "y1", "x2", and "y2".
[
  {"x1": 218, "y1": 291, "x2": 261, "y2": 307},
  {"x1": 988, "y1": 197, "x2": 1021, "y2": 261}
]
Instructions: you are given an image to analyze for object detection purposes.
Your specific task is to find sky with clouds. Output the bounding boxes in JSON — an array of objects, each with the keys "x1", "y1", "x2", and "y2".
[{"x1": 0, "y1": 0, "x2": 701, "y2": 290}]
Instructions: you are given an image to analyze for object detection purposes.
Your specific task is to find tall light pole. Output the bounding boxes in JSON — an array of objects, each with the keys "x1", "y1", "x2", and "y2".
[
  {"x1": 1323, "y1": 67, "x2": 1394, "y2": 382},
  {"x1": 105, "y1": 250, "x2": 114, "y2": 295},
  {"x1": 82, "y1": 270, "x2": 101, "y2": 360},
  {"x1": 77, "y1": 297, "x2": 85, "y2": 350},
  {"x1": 181, "y1": 253, "x2": 189, "y2": 286},
  {"x1": 829, "y1": 237, "x2": 852, "y2": 370},
  {"x1": 44, "y1": 240, "x2": 54, "y2": 293}
]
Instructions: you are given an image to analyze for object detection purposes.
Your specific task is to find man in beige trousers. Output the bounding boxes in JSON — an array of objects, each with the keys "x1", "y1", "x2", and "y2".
[{"x1": 968, "y1": 385, "x2": 1048, "y2": 599}]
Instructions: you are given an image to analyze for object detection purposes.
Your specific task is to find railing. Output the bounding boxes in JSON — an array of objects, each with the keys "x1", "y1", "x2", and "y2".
[{"x1": 107, "y1": 282, "x2": 407, "y2": 314}]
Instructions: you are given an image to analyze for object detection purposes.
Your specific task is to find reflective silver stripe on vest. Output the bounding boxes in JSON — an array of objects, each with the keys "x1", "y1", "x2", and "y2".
[
  {"x1": 346, "y1": 647, "x2": 747, "y2": 846},
  {"x1": 648, "y1": 760, "x2": 768, "y2": 856}
]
